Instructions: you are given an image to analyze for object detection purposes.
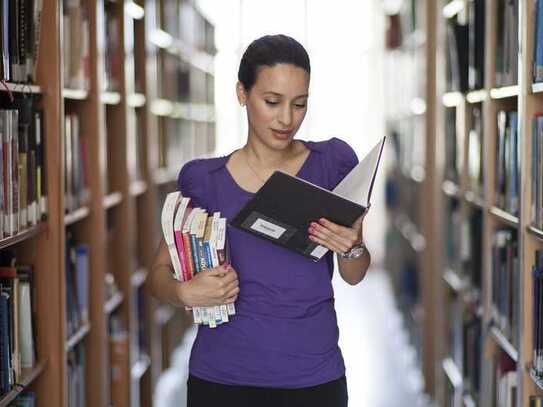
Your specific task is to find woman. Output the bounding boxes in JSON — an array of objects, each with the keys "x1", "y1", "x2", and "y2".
[{"x1": 148, "y1": 34, "x2": 371, "y2": 407}]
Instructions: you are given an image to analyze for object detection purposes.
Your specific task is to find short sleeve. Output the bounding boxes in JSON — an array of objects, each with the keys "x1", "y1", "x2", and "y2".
[
  {"x1": 328, "y1": 138, "x2": 359, "y2": 189},
  {"x1": 177, "y1": 159, "x2": 208, "y2": 210}
]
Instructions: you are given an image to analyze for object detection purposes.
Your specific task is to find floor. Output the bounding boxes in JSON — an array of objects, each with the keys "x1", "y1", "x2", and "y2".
[{"x1": 153, "y1": 270, "x2": 433, "y2": 407}]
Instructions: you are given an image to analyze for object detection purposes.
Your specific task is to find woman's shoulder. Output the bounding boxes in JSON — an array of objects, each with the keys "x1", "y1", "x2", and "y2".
[
  {"x1": 303, "y1": 137, "x2": 359, "y2": 188},
  {"x1": 178, "y1": 156, "x2": 229, "y2": 180},
  {"x1": 304, "y1": 137, "x2": 356, "y2": 159},
  {"x1": 177, "y1": 156, "x2": 229, "y2": 206}
]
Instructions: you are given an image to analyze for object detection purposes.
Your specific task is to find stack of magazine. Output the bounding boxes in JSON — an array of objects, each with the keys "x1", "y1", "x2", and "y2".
[{"x1": 161, "y1": 192, "x2": 235, "y2": 328}]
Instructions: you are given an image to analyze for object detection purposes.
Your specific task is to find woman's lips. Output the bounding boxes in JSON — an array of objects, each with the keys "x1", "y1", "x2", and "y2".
[{"x1": 271, "y1": 129, "x2": 292, "y2": 139}]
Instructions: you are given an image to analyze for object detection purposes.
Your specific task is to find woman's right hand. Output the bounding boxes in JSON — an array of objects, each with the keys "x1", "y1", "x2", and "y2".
[{"x1": 178, "y1": 264, "x2": 240, "y2": 307}]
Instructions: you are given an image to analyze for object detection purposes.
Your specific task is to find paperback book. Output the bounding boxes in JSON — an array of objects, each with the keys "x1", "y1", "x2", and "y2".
[{"x1": 161, "y1": 192, "x2": 234, "y2": 328}]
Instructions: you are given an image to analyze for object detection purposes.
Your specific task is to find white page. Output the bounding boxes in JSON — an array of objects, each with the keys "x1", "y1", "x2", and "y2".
[{"x1": 332, "y1": 137, "x2": 385, "y2": 207}]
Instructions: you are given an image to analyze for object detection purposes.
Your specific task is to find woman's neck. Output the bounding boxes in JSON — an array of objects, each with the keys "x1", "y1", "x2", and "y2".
[{"x1": 242, "y1": 138, "x2": 301, "y2": 170}]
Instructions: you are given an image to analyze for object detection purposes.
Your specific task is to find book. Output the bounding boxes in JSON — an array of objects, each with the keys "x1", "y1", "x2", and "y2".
[
  {"x1": 231, "y1": 137, "x2": 385, "y2": 261},
  {"x1": 161, "y1": 193, "x2": 235, "y2": 327}
]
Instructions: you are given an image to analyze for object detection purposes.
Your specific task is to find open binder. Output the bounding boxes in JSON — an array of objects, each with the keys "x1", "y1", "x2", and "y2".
[{"x1": 230, "y1": 137, "x2": 386, "y2": 261}]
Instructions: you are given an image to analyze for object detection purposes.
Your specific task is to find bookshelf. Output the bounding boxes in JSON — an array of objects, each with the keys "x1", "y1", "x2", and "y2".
[
  {"x1": 384, "y1": 0, "x2": 439, "y2": 395},
  {"x1": 385, "y1": 0, "x2": 543, "y2": 405},
  {"x1": 0, "y1": 0, "x2": 216, "y2": 406}
]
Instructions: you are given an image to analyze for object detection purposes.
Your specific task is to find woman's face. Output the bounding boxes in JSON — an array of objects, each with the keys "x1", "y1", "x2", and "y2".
[{"x1": 238, "y1": 63, "x2": 309, "y2": 150}]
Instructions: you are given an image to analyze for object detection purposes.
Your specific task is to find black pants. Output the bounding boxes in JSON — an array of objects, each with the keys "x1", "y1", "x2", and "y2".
[{"x1": 187, "y1": 374, "x2": 348, "y2": 407}]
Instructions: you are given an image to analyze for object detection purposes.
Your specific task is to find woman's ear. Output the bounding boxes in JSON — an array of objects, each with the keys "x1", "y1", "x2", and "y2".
[{"x1": 236, "y1": 82, "x2": 247, "y2": 107}]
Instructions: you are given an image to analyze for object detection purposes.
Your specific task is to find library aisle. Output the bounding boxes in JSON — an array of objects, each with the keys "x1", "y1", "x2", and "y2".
[{"x1": 154, "y1": 270, "x2": 431, "y2": 407}]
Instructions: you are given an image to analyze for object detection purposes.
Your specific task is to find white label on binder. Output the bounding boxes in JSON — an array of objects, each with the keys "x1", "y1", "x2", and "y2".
[
  {"x1": 310, "y1": 245, "x2": 328, "y2": 259},
  {"x1": 250, "y1": 218, "x2": 286, "y2": 239}
]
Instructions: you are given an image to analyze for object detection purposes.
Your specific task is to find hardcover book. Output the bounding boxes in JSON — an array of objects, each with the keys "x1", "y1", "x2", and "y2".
[{"x1": 231, "y1": 137, "x2": 385, "y2": 261}]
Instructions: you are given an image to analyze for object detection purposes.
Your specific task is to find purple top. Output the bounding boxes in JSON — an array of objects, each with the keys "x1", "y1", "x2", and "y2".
[{"x1": 177, "y1": 137, "x2": 358, "y2": 388}]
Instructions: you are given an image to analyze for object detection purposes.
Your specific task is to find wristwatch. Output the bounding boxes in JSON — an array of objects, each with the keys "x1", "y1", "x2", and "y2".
[{"x1": 339, "y1": 242, "x2": 367, "y2": 259}]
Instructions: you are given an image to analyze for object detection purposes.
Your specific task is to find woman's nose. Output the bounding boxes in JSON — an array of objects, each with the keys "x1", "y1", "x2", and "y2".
[{"x1": 278, "y1": 105, "x2": 293, "y2": 127}]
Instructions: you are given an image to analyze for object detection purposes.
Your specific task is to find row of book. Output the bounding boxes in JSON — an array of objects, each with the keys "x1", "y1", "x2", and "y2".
[
  {"x1": 532, "y1": 115, "x2": 543, "y2": 229},
  {"x1": 444, "y1": 108, "x2": 461, "y2": 183},
  {"x1": 103, "y1": 2, "x2": 121, "y2": 92},
  {"x1": 158, "y1": 54, "x2": 214, "y2": 105},
  {"x1": 109, "y1": 315, "x2": 128, "y2": 407},
  {"x1": 496, "y1": 110, "x2": 520, "y2": 217},
  {"x1": 532, "y1": 250, "x2": 543, "y2": 376},
  {"x1": 467, "y1": 105, "x2": 484, "y2": 198},
  {"x1": 160, "y1": 0, "x2": 216, "y2": 55},
  {"x1": 491, "y1": 229, "x2": 520, "y2": 350},
  {"x1": 7, "y1": 392, "x2": 35, "y2": 406},
  {"x1": 535, "y1": 0, "x2": 543, "y2": 83},
  {"x1": 0, "y1": 257, "x2": 36, "y2": 397},
  {"x1": 62, "y1": 0, "x2": 90, "y2": 90},
  {"x1": 444, "y1": 201, "x2": 483, "y2": 291},
  {"x1": 0, "y1": 105, "x2": 47, "y2": 237},
  {"x1": 445, "y1": 0, "x2": 485, "y2": 92},
  {"x1": 496, "y1": 0, "x2": 519, "y2": 87},
  {"x1": 532, "y1": 396, "x2": 543, "y2": 407},
  {"x1": 64, "y1": 113, "x2": 89, "y2": 213},
  {"x1": 158, "y1": 119, "x2": 215, "y2": 170},
  {"x1": 0, "y1": 0, "x2": 43, "y2": 83},
  {"x1": 65, "y1": 234, "x2": 89, "y2": 340},
  {"x1": 161, "y1": 192, "x2": 235, "y2": 328},
  {"x1": 492, "y1": 351, "x2": 518, "y2": 407},
  {"x1": 132, "y1": 285, "x2": 148, "y2": 364},
  {"x1": 67, "y1": 345, "x2": 86, "y2": 407},
  {"x1": 446, "y1": 293, "x2": 482, "y2": 396}
]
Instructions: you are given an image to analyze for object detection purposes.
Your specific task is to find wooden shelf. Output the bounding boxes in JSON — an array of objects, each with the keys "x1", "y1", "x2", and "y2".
[
  {"x1": 124, "y1": 1, "x2": 144, "y2": 19},
  {"x1": 489, "y1": 206, "x2": 519, "y2": 227},
  {"x1": 532, "y1": 82, "x2": 543, "y2": 94},
  {"x1": 0, "y1": 222, "x2": 47, "y2": 250},
  {"x1": 153, "y1": 167, "x2": 178, "y2": 185},
  {"x1": 463, "y1": 392, "x2": 477, "y2": 407},
  {"x1": 64, "y1": 206, "x2": 90, "y2": 226},
  {"x1": 104, "y1": 292, "x2": 124, "y2": 315},
  {"x1": 129, "y1": 180, "x2": 148, "y2": 197},
  {"x1": 489, "y1": 85, "x2": 519, "y2": 99},
  {"x1": 442, "y1": 0, "x2": 466, "y2": 19},
  {"x1": 490, "y1": 325, "x2": 518, "y2": 362},
  {"x1": 131, "y1": 354, "x2": 151, "y2": 381},
  {"x1": 127, "y1": 93, "x2": 146, "y2": 108},
  {"x1": 443, "y1": 269, "x2": 481, "y2": 303},
  {"x1": 0, "y1": 361, "x2": 47, "y2": 407},
  {"x1": 529, "y1": 367, "x2": 543, "y2": 392},
  {"x1": 466, "y1": 89, "x2": 487, "y2": 104},
  {"x1": 65, "y1": 323, "x2": 91, "y2": 352},
  {"x1": 101, "y1": 91, "x2": 121, "y2": 105},
  {"x1": 63, "y1": 88, "x2": 89, "y2": 100},
  {"x1": 393, "y1": 214, "x2": 427, "y2": 252},
  {"x1": 528, "y1": 225, "x2": 543, "y2": 243},
  {"x1": 0, "y1": 82, "x2": 42, "y2": 94},
  {"x1": 131, "y1": 269, "x2": 148, "y2": 288},
  {"x1": 442, "y1": 180, "x2": 460, "y2": 198},
  {"x1": 443, "y1": 269, "x2": 467, "y2": 293},
  {"x1": 442, "y1": 91, "x2": 464, "y2": 107},
  {"x1": 442, "y1": 357, "x2": 463, "y2": 388},
  {"x1": 103, "y1": 191, "x2": 123, "y2": 210},
  {"x1": 464, "y1": 191, "x2": 485, "y2": 209}
]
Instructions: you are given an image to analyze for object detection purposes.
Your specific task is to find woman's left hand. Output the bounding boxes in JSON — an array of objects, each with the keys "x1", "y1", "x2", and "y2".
[{"x1": 307, "y1": 210, "x2": 368, "y2": 255}]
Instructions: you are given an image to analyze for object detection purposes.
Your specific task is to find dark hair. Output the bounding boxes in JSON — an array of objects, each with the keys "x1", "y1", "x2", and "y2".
[{"x1": 238, "y1": 34, "x2": 311, "y2": 91}]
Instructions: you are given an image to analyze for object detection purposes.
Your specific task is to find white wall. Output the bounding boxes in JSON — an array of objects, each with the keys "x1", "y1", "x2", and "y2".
[{"x1": 197, "y1": 0, "x2": 387, "y2": 264}]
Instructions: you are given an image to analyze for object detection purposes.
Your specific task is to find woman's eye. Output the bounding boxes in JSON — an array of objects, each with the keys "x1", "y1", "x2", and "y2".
[
  {"x1": 294, "y1": 104, "x2": 307, "y2": 108},
  {"x1": 265, "y1": 100, "x2": 279, "y2": 105}
]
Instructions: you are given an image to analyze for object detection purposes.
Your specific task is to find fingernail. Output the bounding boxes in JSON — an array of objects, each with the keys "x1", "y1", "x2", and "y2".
[
  {"x1": 308, "y1": 227, "x2": 314, "y2": 233},
  {"x1": 223, "y1": 263, "x2": 230, "y2": 270},
  {"x1": 309, "y1": 235, "x2": 316, "y2": 241},
  {"x1": 319, "y1": 218, "x2": 326, "y2": 225}
]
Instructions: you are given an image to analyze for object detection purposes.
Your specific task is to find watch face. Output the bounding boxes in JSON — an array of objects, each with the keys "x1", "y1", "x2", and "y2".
[{"x1": 350, "y1": 246, "x2": 365, "y2": 258}]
